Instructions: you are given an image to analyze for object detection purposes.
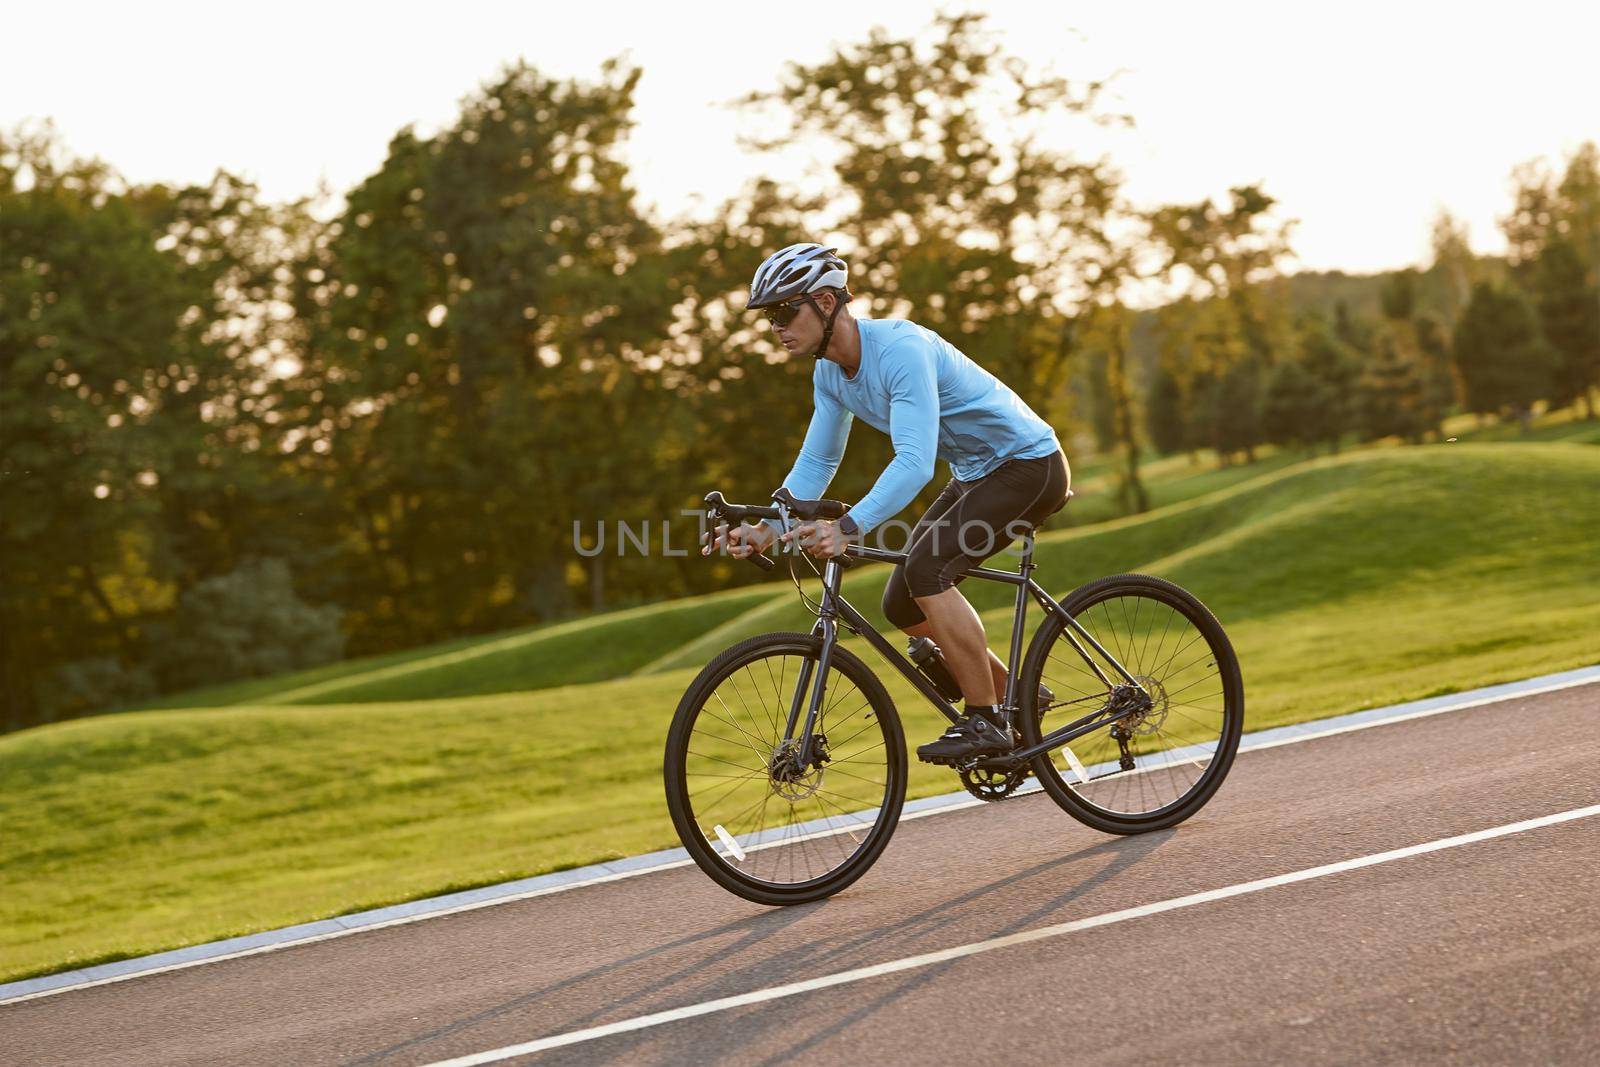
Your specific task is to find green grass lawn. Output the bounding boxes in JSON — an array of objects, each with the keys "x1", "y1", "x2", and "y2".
[
  {"x1": 1064, "y1": 400, "x2": 1600, "y2": 526},
  {"x1": 130, "y1": 583, "x2": 782, "y2": 709},
  {"x1": 3, "y1": 441, "x2": 1597, "y2": 983}
]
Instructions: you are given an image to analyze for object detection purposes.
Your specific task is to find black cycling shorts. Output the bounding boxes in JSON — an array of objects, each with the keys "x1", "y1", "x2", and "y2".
[{"x1": 880, "y1": 450, "x2": 1070, "y2": 630}]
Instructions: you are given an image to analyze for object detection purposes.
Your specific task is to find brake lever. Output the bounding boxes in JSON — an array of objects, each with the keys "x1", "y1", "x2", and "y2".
[{"x1": 700, "y1": 491, "x2": 778, "y2": 571}]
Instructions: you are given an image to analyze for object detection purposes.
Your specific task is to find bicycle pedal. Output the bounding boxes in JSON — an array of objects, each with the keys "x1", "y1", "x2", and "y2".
[{"x1": 916, "y1": 750, "x2": 976, "y2": 769}]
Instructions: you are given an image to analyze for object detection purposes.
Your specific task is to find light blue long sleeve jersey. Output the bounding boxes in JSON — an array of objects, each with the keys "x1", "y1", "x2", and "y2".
[{"x1": 770, "y1": 317, "x2": 1059, "y2": 535}]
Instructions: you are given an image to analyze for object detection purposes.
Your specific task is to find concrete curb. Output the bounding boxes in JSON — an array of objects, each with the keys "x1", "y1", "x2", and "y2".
[{"x1": 4, "y1": 663, "x2": 1596, "y2": 1007}]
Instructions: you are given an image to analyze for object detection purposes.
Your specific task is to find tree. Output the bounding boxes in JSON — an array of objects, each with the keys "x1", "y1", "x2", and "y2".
[
  {"x1": 1073, "y1": 302, "x2": 1147, "y2": 512},
  {"x1": 140, "y1": 172, "x2": 324, "y2": 589},
  {"x1": 1373, "y1": 272, "x2": 1451, "y2": 439},
  {"x1": 1500, "y1": 141, "x2": 1600, "y2": 416},
  {"x1": 1451, "y1": 282, "x2": 1557, "y2": 428},
  {"x1": 1144, "y1": 364, "x2": 1188, "y2": 456},
  {"x1": 288, "y1": 60, "x2": 675, "y2": 650},
  {"x1": 1333, "y1": 298, "x2": 1374, "y2": 353},
  {"x1": 1148, "y1": 185, "x2": 1294, "y2": 466},
  {"x1": 737, "y1": 12, "x2": 1125, "y2": 439},
  {"x1": 1210, "y1": 358, "x2": 1264, "y2": 464},
  {"x1": 1502, "y1": 142, "x2": 1600, "y2": 272},
  {"x1": 1, "y1": 130, "x2": 170, "y2": 722},
  {"x1": 1186, "y1": 370, "x2": 1222, "y2": 463},
  {"x1": 1294, "y1": 314, "x2": 1362, "y2": 451},
  {"x1": 35, "y1": 657, "x2": 155, "y2": 722},
  {"x1": 1260, "y1": 359, "x2": 1328, "y2": 452},
  {"x1": 1, "y1": 126, "x2": 323, "y2": 728},
  {"x1": 147, "y1": 557, "x2": 343, "y2": 691},
  {"x1": 1557, "y1": 142, "x2": 1600, "y2": 283},
  {"x1": 1413, "y1": 311, "x2": 1460, "y2": 434},
  {"x1": 1150, "y1": 297, "x2": 1241, "y2": 460},
  {"x1": 1528, "y1": 237, "x2": 1600, "y2": 417},
  {"x1": 1356, "y1": 324, "x2": 1429, "y2": 442},
  {"x1": 1149, "y1": 185, "x2": 1294, "y2": 306},
  {"x1": 1429, "y1": 209, "x2": 1478, "y2": 325},
  {"x1": 1082, "y1": 352, "x2": 1119, "y2": 454},
  {"x1": 1379, "y1": 269, "x2": 1418, "y2": 322}
]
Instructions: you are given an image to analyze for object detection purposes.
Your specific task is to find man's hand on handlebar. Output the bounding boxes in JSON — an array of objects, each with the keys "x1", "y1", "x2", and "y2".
[
  {"x1": 702, "y1": 521, "x2": 777, "y2": 560},
  {"x1": 781, "y1": 519, "x2": 847, "y2": 559}
]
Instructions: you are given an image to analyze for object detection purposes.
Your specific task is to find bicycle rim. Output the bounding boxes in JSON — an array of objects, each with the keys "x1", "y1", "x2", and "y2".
[
  {"x1": 1024, "y1": 575, "x2": 1242, "y2": 828},
  {"x1": 667, "y1": 635, "x2": 904, "y2": 899}
]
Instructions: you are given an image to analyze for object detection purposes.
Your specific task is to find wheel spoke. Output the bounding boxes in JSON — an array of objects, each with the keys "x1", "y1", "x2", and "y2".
[
  {"x1": 672, "y1": 643, "x2": 901, "y2": 895},
  {"x1": 1025, "y1": 585, "x2": 1239, "y2": 823}
]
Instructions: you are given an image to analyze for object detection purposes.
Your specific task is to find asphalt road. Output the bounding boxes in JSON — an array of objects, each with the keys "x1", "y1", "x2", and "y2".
[{"x1": 6, "y1": 682, "x2": 1598, "y2": 1066}]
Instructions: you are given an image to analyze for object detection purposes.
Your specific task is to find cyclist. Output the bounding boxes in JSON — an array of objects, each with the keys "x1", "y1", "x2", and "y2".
[{"x1": 704, "y1": 242, "x2": 1070, "y2": 764}]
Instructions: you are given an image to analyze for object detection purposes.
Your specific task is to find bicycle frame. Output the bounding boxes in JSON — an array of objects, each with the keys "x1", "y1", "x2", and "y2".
[{"x1": 780, "y1": 529, "x2": 1151, "y2": 771}]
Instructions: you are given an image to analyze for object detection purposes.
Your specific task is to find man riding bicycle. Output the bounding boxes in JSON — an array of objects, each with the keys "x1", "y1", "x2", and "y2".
[{"x1": 704, "y1": 242, "x2": 1070, "y2": 764}]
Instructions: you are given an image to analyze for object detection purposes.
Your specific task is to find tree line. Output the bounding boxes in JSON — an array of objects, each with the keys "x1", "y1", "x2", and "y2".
[
  {"x1": 1123, "y1": 187, "x2": 1599, "y2": 470},
  {"x1": 3, "y1": 15, "x2": 1597, "y2": 730}
]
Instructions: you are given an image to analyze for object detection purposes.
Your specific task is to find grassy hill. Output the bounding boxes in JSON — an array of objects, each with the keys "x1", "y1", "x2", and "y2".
[
  {"x1": 135, "y1": 583, "x2": 783, "y2": 709},
  {"x1": 118, "y1": 405, "x2": 1599, "y2": 711},
  {"x1": 3, "y1": 440, "x2": 1597, "y2": 983}
]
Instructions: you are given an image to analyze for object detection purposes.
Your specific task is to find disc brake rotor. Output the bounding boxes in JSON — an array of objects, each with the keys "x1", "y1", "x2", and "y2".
[
  {"x1": 1121, "y1": 675, "x2": 1170, "y2": 735},
  {"x1": 768, "y1": 738, "x2": 824, "y2": 801}
]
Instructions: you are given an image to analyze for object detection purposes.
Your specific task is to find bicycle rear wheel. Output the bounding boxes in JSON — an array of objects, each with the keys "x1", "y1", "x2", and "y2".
[
  {"x1": 664, "y1": 631, "x2": 906, "y2": 905},
  {"x1": 1017, "y1": 573, "x2": 1243, "y2": 834}
]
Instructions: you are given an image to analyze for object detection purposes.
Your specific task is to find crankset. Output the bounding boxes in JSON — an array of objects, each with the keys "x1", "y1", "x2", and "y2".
[{"x1": 959, "y1": 762, "x2": 1029, "y2": 801}]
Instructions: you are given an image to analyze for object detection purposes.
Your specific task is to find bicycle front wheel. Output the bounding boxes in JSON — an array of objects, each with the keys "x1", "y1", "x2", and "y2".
[
  {"x1": 1017, "y1": 573, "x2": 1244, "y2": 834},
  {"x1": 664, "y1": 631, "x2": 906, "y2": 905}
]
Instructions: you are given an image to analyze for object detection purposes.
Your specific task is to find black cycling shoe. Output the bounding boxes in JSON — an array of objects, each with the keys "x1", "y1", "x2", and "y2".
[{"x1": 917, "y1": 710, "x2": 1014, "y2": 765}]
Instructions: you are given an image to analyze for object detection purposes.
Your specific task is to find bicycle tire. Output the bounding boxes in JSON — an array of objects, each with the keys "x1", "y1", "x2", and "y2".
[
  {"x1": 1016, "y1": 573, "x2": 1244, "y2": 834},
  {"x1": 664, "y1": 631, "x2": 906, "y2": 905}
]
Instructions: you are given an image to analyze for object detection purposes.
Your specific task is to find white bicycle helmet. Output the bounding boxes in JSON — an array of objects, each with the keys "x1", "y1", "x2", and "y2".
[{"x1": 747, "y1": 243, "x2": 849, "y2": 309}]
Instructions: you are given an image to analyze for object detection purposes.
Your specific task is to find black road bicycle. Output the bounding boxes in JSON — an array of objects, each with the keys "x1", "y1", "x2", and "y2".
[{"x1": 664, "y1": 488, "x2": 1244, "y2": 905}]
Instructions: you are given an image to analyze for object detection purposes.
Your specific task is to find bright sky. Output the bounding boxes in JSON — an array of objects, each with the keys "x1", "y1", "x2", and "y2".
[{"x1": 6, "y1": 1, "x2": 1597, "y2": 275}]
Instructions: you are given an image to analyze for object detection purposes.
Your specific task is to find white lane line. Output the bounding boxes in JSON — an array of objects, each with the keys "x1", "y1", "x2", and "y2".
[
  {"x1": 2, "y1": 666, "x2": 1594, "y2": 1007},
  {"x1": 419, "y1": 802, "x2": 1600, "y2": 1066},
  {"x1": 1240, "y1": 674, "x2": 1600, "y2": 754}
]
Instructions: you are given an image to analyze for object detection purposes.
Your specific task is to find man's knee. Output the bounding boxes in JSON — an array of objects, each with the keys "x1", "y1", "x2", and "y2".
[
  {"x1": 882, "y1": 569, "x2": 927, "y2": 631},
  {"x1": 885, "y1": 558, "x2": 952, "y2": 633},
  {"x1": 882, "y1": 587, "x2": 926, "y2": 631},
  {"x1": 904, "y1": 553, "x2": 956, "y2": 602}
]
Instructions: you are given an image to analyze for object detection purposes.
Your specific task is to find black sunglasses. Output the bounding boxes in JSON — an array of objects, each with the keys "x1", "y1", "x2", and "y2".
[{"x1": 761, "y1": 298, "x2": 808, "y2": 328}]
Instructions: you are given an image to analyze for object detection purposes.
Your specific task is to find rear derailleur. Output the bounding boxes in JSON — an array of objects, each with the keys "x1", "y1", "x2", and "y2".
[{"x1": 1107, "y1": 683, "x2": 1152, "y2": 772}]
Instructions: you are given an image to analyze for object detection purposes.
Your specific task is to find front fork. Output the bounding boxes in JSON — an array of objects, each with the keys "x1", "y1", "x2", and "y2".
[{"x1": 781, "y1": 558, "x2": 845, "y2": 771}]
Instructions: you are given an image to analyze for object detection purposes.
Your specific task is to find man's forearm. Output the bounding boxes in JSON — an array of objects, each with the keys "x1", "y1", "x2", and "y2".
[{"x1": 842, "y1": 449, "x2": 935, "y2": 534}]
